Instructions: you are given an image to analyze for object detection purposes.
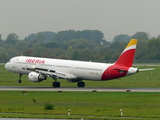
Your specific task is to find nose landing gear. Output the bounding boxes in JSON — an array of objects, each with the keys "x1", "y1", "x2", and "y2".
[{"x1": 17, "y1": 74, "x2": 22, "y2": 83}]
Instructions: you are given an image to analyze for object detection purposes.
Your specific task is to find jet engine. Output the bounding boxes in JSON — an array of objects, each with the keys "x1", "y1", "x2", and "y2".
[{"x1": 28, "y1": 72, "x2": 46, "y2": 82}]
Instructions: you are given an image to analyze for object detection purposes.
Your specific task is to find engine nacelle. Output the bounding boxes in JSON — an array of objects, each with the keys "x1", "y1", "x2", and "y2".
[{"x1": 28, "y1": 72, "x2": 46, "y2": 82}]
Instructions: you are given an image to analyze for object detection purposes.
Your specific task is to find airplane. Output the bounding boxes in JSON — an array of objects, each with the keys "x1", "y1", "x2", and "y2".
[{"x1": 5, "y1": 39, "x2": 154, "y2": 88}]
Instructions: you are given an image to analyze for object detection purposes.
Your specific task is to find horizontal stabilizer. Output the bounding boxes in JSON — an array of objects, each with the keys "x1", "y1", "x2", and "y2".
[{"x1": 138, "y1": 68, "x2": 155, "y2": 71}]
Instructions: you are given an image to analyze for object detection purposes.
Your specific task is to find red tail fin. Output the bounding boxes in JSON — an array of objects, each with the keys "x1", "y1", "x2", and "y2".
[{"x1": 114, "y1": 39, "x2": 137, "y2": 67}]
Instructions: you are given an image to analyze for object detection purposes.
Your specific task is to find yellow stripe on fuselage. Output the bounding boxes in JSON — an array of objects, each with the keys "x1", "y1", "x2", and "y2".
[{"x1": 125, "y1": 39, "x2": 137, "y2": 49}]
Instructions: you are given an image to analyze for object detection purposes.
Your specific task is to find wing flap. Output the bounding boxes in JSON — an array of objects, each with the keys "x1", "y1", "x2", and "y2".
[{"x1": 55, "y1": 71, "x2": 77, "y2": 79}]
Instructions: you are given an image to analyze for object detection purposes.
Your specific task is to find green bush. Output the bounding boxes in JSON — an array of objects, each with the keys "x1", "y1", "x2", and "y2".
[
  {"x1": 32, "y1": 98, "x2": 36, "y2": 103},
  {"x1": 44, "y1": 102, "x2": 54, "y2": 110}
]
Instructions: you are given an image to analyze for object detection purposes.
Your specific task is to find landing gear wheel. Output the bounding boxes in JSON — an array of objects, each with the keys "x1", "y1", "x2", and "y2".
[
  {"x1": 17, "y1": 80, "x2": 22, "y2": 83},
  {"x1": 56, "y1": 82, "x2": 60, "y2": 87},
  {"x1": 77, "y1": 82, "x2": 85, "y2": 87},
  {"x1": 52, "y1": 82, "x2": 60, "y2": 88}
]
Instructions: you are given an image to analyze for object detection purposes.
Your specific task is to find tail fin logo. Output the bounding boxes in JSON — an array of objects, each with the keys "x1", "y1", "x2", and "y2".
[
  {"x1": 114, "y1": 39, "x2": 137, "y2": 67},
  {"x1": 123, "y1": 39, "x2": 137, "y2": 54}
]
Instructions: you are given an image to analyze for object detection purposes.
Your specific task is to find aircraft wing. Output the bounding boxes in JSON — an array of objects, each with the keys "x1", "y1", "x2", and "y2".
[{"x1": 26, "y1": 67, "x2": 77, "y2": 80}]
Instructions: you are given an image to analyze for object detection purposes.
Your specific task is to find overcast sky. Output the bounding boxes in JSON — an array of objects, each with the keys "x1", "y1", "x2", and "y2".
[{"x1": 1, "y1": 0, "x2": 160, "y2": 41}]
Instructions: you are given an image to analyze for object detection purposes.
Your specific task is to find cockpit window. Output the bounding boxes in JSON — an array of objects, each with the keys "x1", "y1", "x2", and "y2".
[{"x1": 8, "y1": 60, "x2": 11, "y2": 63}]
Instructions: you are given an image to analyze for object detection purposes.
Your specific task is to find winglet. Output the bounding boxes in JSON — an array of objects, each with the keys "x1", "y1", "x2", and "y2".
[{"x1": 114, "y1": 39, "x2": 138, "y2": 67}]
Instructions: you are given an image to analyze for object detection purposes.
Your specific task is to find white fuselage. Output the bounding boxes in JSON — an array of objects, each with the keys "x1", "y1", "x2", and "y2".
[{"x1": 5, "y1": 56, "x2": 112, "y2": 81}]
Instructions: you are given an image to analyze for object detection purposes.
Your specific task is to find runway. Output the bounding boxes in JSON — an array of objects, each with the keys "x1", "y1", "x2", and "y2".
[{"x1": 0, "y1": 86, "x2": 160, "y2": 92}]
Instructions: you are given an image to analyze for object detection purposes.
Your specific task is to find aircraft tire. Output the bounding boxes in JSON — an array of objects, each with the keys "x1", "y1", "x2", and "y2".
[
  {"x1": 56, "y1": 82, "x2": 60, "y2": 87},
  {"x1": 17, "y1": 80, "x2": 22, "y2": 83},
  {"x1": 77, "y1": 82, "x2": 85, "y2": 87},
  {"x1": 82, "y1": 82, "x2": 85, "y2": 87},
  {"x1": 52, "y1": 82, "x2": 60, "y2": 88}
]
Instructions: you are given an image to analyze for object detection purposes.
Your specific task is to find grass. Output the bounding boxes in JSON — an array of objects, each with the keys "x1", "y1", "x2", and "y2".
[{"x1": 0, "y1": 91, "x2": 160, "y2": 119}]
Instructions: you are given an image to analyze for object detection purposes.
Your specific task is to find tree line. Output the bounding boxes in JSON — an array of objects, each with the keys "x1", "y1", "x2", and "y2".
[{"x1": 0, "y1": 30, "x2": 160, "y2": 63}]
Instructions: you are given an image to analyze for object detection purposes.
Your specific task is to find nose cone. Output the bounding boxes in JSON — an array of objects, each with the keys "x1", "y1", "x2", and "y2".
[
  {"x1": 5, "y1": 62, "x2": 13, "y2": 72},
  {"x1": 5, "y1": 62, "x2": 18, "y2": 73},
  {"x1": 5, "y1": 63, "x2": 8, "y2": 70}
]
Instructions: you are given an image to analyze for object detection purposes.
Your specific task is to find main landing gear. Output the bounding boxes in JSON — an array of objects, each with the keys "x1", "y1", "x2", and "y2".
[
  {"x1": 52, "y1": 75, "x2": 61, "y2": 88},
  {"x1": 52, "y1": 81, "x2": 85, "y2": 88},
  {"x1": 77, "y1": 81, "x2": 85, "y2": 87},
  {"x1": 17, "y1": 74, "x2": 23, "y2": 83},
  {"x1": 52, "y1": 82, "x2": 60, "y2": 88}
]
